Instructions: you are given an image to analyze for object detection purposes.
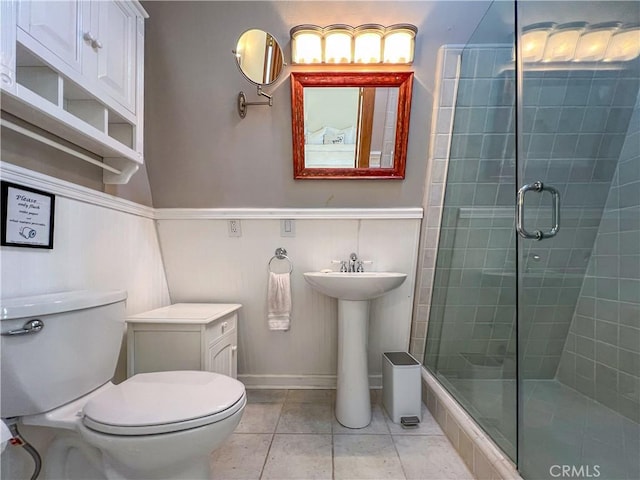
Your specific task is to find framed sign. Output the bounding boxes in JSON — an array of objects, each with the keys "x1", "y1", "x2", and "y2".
[{"x1": 1, "y1": 181, "x2": 55, "y2": 249}]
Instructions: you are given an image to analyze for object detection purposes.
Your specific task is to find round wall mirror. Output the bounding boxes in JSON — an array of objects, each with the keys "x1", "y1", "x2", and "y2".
[{"x1": 234, "y1": 29, "x2": 285, "y2": 85}]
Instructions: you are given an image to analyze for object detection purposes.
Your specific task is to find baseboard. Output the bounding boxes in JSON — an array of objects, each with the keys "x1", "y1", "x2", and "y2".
[{"x1": 238, "y1": 374, "x2": 383, "y2": 389}]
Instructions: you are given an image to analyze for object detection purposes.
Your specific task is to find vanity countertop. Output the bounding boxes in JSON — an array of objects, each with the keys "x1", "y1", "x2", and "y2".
[{"x1": 126, "y1": 303, "x2": 242, "y2": 324}]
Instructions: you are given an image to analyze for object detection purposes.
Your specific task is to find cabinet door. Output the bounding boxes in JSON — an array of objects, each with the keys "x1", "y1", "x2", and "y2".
[
  {"x1": 1, "y1": 0, "x2": 16, "y2": 94},
  {"x1": 133, "y1": 330, "x2": 202, "y2": 374},
  {"x1": 83, "y1": 0, "x2": 136, "y2": 112},
  {"x1": 17, "y1": 0, "x2": 82, "y2": 72},
  {"x1": 207, "y1": 333, "x2": 238, "y2": 379}
]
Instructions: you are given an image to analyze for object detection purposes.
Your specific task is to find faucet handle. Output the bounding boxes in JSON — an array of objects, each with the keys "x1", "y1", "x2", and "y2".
[
  {"x1": 356, "y1": 260, "x2": 373, "y2": 272},
  {"x1": 331, "y1": 260, "x2": 348, "y2": 272}
]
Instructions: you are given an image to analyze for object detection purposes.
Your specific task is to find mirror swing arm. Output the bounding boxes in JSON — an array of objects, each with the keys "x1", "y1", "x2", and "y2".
[
  {"x1": 233, "y1": 29, "x2": 285, "y2": 119},
  {"x1": 238, "y1": 86, "x2": 273, "y2": 118}
]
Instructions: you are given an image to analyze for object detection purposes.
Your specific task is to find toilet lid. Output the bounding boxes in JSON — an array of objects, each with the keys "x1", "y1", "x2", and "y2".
[{"x1": 82, "y1": 371, "x2": 245, "y2": 435}]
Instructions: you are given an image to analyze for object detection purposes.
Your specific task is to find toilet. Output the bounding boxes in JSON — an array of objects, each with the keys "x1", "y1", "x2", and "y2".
[{"x1": 0, "y1": 290, "x2": 246, "y2": 480}]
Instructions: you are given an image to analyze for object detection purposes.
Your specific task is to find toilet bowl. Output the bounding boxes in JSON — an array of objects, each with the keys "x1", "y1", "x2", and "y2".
[
  {"x1": 23, "y1": 371, "x2": 246, "y2": 480},
  {"x1": 1, "y1": 291, "x2": 246, "y2": 480}
]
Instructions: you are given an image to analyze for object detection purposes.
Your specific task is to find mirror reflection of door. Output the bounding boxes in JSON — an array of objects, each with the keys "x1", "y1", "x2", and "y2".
[
  {"x1": 303, "y1": 87, "x2": 399, "y2": 169},
  {"x1": 263, "y1": 34, "x2": 283, "y2": 84}
]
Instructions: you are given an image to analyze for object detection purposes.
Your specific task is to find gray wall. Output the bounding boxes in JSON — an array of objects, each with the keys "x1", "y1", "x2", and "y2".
[
  {"x1": 1, "y1": 1, "x2": 494, "y2": 209},
  {"x1": 142, "y1": 1, "x2": 493, "y2": 208}
]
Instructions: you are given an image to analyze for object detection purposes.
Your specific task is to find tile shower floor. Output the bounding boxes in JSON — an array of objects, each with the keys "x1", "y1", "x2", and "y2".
[
  {"x1": 445, "y1": 377, "x2": 640, "y2": 480},
  {"x1": 209, "y1": 389, "x2": 473, "y2": 480}
]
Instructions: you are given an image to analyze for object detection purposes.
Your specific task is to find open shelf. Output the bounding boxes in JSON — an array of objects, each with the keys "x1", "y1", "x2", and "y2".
[{"x1": 1, "y1": 43, "x2": 142, "y2": 184}]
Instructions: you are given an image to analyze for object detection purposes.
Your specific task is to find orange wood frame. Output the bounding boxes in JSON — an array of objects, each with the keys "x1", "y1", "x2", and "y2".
[{"x1": 291, "y1": 71, "x2": 414, "y2": 180}]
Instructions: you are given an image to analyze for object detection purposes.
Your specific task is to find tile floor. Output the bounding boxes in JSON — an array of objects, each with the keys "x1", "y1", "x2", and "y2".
[{"x1": 210, "y1": 389, "x2": 474, "y2": 480}]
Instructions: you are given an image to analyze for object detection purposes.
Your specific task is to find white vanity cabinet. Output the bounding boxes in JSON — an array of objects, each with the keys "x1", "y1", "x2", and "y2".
[
  {"x1": 1, "y1": 0, "x2": 147, "y2": 184},
  {"x1": 126, "y1": 304, "x2": 242, "y2": 379}
]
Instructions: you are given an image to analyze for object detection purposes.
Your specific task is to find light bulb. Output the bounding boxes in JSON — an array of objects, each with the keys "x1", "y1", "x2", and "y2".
[
  {"x1": 354, "y1": 24, "x2": 384, "y2": 63},
  {"x1": 324, "y1": 25, "x2": 353, "y2": 63},
  {"x1": 291, "y1": 25, "x2": 322, "y2": 64},
  {"x1": 383, "y1": 24, "x2": 417, "y2": 64},
  {"x1": 604, "y1": 26, "x2": 640, "y2": 62}
]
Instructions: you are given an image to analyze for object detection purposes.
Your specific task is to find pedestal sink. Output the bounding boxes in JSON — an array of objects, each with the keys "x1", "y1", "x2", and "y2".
[{"x1": 303, "y1": 271, "x2": 407, "y2": 428}]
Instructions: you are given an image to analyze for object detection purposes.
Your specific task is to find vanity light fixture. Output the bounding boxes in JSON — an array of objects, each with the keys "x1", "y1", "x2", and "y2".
[
  {"x1": 519, "y1": 21, "x2": 640, "y2": 65},
  {"x1": 290, "y1": 23, "x2": 417, "y2": 65}
]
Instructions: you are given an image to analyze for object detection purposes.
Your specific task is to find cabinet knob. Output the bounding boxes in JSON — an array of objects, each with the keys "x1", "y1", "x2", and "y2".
[
  {"x1": 231, "y1": 345, "x2": 238, "y2": 352},
  {"x1": 222, "y1": 321, "x2": 228, "y2": 332},
  {"x1": 83, "y1": 32, "x2": 103, "y2": 50}
]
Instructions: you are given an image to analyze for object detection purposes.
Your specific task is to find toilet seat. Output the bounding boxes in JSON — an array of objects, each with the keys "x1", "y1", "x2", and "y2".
[{"x1": 82, "y1": 371, "x2": 246, "y2": 436}]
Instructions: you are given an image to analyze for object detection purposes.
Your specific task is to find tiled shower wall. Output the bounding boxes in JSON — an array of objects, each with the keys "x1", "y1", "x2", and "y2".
[
  {"x1": 412, "y1": 45, "x2": 517, "y2": 366},
  {"x1": 518, "y1": 67, "x2": 640, "y2": 378},
  {"x1": 410, "y1": 45, "x2": 462, "y2": 359},
  {"x1": 413, "y1": 44, "x2": 640, "y2": 382},
  {"x1": 425, "y1": 45, "x2": 518, "y2": 376},
  {"x1": 557, "y1": 91, "x2": 640, "y2": 422}
]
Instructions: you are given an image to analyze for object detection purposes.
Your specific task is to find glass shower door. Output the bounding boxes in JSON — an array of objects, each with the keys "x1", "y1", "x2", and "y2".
[
  {"x1": 516, "y1": 2, "x2": 640, "y2": 479},
  {"x1": 424, "y1": 0, "x2": 519, "y2": 461},
  {"x1": 424, "y1": 2, "x2": 639, "y2": 477}
]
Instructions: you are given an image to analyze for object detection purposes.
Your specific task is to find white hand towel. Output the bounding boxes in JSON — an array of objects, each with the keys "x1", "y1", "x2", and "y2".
[{"x1": 268, "y1": 271, "x2": 291, "y2": 331}]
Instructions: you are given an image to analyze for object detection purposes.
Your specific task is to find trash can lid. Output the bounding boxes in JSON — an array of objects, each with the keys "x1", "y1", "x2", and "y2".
[{"x1": 384, "y1": 352, "x2": 420, "y2": 366}]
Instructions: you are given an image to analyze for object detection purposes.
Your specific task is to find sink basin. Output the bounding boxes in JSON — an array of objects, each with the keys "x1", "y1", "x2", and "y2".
[{"x1": 303, "y1": 272, "x2": 407, "y2": 301}]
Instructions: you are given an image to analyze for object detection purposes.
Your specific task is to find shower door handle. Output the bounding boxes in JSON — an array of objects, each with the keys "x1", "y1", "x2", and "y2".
[{"x1": 516, "y1": 181, "x2": 560, "y2": 240}]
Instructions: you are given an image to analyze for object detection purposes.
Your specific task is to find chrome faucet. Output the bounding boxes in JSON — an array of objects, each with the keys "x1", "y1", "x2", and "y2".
[
  {"x1": 332, "y1": 253, "x2": 371, "y2": 272},
  {"x1": 349, "y1": 253, "x2": 358, "y2": 272}
]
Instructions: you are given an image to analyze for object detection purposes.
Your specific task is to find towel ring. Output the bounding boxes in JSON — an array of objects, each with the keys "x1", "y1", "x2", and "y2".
[{"x1": 268, "y1": 247, "x2": 293, "y2": 273}]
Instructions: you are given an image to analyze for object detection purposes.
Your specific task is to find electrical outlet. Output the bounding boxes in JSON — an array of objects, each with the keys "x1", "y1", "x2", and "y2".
[{"x1": 228, "y1": 219, "x2": 242, "y2": 237}]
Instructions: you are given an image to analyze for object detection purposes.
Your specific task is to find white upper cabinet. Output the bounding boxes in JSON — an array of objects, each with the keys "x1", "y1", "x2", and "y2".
[
  {"x1": 17, "y1": 0, "x2": 83, "y2": 72},
  {"x1": 83, "y1": 0, "x2": 137, "y2": 113},
  {"x1": 0, "y1": 1, "x2": 17, "y2": 94},
  {"x1": 1, "y1": 0, "x2": 147, "y2": 184}
]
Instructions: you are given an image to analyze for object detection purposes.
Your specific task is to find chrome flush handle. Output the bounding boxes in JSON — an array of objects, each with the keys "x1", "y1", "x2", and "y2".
[{"x1": 2, "y1": 319, "x2": 44, "y2": 336}]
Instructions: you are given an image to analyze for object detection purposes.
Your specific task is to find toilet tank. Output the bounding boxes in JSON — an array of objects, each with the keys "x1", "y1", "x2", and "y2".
[{"x1": 1, "y1": 290, "x2": 127, "y2": 418}]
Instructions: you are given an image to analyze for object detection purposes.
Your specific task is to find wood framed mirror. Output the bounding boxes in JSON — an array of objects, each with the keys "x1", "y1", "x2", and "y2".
[{"x1": 291, "y1": 71, "x2": 414, "y2": 179}]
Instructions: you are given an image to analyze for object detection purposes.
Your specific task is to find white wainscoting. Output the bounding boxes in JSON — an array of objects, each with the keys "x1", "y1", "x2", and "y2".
[
  {"x1": 155, "y1": 211, "x2": 422, "y2": 388},
  {"x1": 0, "y1": 162, "x2": 171, "y2": 380},
  {"x1": 0, "y1": 162, "x2": 423, "y2": 389}
]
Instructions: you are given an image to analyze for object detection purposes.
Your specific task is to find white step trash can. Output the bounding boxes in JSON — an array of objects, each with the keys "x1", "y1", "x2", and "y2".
[{"x1": 382, "y1": 352, "x2": 422, "y2": 427}]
